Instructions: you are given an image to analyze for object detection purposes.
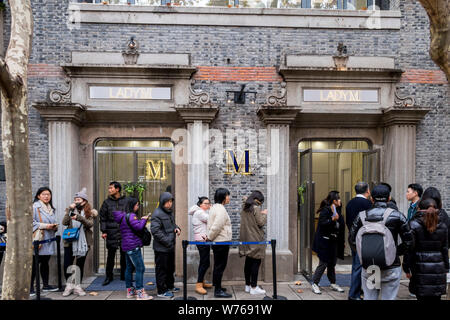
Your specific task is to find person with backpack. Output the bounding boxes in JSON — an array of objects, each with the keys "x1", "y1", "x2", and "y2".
[
  {"x1": 311, "y1": 191, "x2": 345, "y2": 295},
  {"x1": 151, "y1": 192, "x2": 181, "y2": 299},
  {"x1": 403, "y1": 198, "x2": 449, "y2": 300},
  {"x1": 345, "y1": 182, "x2": 372, "y2": 300},
  {"x1": 349, "y1": 184, "x2": 413, "y2": 300},
  {"x1": 113, "y1": 197, "x2": 153, "y2": 300},
  {"x1": 188, "y1": 196, "x2": 213, "y2": 295}
]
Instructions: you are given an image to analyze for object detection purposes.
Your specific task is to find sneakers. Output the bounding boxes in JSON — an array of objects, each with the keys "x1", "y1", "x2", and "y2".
[
  {"x1": 73, "y1": 284, "x2": 86, "y2": 296},
  {"x1": 245, "y1": 285, "x2": 251, "y2": 293},
  {"x1": 62, "y1": 283, "x2": 74, "y2": 297},
  {"x1": 127, "y1": 287, "x2": 136, "y2": 299},
  {"x1": 311, "y1": 283, "x2": 322, "y2": 294},
  {"x1": 250, "y1": 286, "x2": 266, "y2": 295},
  {"x1": 29, "y1": 288, "x2": 36, "y2": 297},
  {"x1": 169, "y1": 287, "x2": 180, "y2": 293},
  {"x1": 157, "y1": 291, "x2": 174, "y2": 299},
  {"x1": 330, "y1": 283, "x2": 344, "y2": 293},
  {"x1": 136, "y1": 288, "x2": 153, "y2": 300},
  {"x1": 42, "y1": 284, "x2": 59, "y2": 292}
]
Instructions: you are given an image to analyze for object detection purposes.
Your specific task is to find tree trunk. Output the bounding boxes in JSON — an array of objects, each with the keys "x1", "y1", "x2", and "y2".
[
  {"x1": 0, "y1": 0, "x2": 34, "y2": 300},
  {"x1": 418, "y1": 0, "x2": 450, "y2": 81}
]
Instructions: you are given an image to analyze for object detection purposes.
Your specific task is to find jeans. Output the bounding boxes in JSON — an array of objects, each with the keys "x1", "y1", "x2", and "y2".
[
  {"x1": 212, "y1": 244, "x2": 230, "y2": 291},
  {"x1": 349, "y1": 249, "x2": 363, "y2": 299},
  {"x1": 64, "y1": 246, "x2": 88, "y2": 282},
  {"x1": 125, "y1": 247, "x2": 145, "y2": 290},
  {"x1": 244, "y1": 256, "x2": 262, "y2": 287},
  {"x1": 361, "y1": 266, "x2": 401, "y2": 300},
  {"x1": 154, "y1": 251, "x2": 175, "y2": 294},
  {"x1": 196, "y1": 245, "x2": 211, "y2": 283}
]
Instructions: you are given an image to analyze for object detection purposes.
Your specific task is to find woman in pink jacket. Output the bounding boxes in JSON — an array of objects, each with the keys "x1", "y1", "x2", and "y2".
[{"x1": 188, "y1": 196, "x2": 213, "y2": 295}]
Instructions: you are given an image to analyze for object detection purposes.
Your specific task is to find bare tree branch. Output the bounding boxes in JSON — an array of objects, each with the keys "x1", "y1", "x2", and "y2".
[{"x1": 0, "y1": 57, "x2": 18, "y2": 99}]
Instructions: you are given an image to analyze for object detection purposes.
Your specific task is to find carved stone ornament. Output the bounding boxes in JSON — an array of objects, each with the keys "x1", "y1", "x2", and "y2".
[
  {"x1": 189, "y1": 79, "x2": 211, "y2": 106},
  {"x1": 48, "y1": 79, "x2": 71, "y2": 103},
  {"x1": 265, "y1": 82, "x2": 287, "y2": 107},
  {"x1": 333, "y1": 42, "x2": 349, "y2": 71},
  {"x1": 394, "y1": 90, "x2": 415, "y2": 107},
  {"x1": 122, "y1": 36, "x2": 140, "y2": 65}
]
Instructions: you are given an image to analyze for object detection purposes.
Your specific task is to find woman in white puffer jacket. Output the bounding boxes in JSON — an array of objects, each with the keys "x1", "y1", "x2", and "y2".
[{"x1": 188, "y1": 196, "x2": 212, "y2": 295}]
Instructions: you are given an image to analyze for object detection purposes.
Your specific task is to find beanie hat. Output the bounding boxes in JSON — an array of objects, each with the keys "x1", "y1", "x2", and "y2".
[
  {"x1": 75, "y1": 187, "x2": 88, "y2": 202},
  {"x1": 371, "y1": 184, "x2": 390, "y2": 202}
]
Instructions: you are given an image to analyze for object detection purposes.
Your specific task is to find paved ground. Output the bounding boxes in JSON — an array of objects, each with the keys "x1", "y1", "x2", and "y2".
[{"x1": 31, "y1": 273, "x2": 434, "y2": 301}]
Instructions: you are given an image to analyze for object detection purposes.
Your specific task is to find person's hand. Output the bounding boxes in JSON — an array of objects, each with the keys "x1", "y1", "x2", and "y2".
[
  {"x1": 0, "y1": 226, "x2": 4, "y2": 233},
  {"x1": 142, "y1": 215, "x2": 150, "y2": 220},
  {"x1": 69, "y1": 203, "x2": 76, "y2": 210},
  {"x1": 102, "y1": 233, "x2": 107, "y2": 240},
  {"x1": 332, "y1": 215, "x2": 339, "y2": 221},
  {"x1": 261, "y1": 209, "x2": 268, "y2": 215},
  {"x1": 406, "y1": 273, "x2": 412, "y2": 279},
  {"x1": 174, "y1": 228, "x2": 181, "y2": 236}
]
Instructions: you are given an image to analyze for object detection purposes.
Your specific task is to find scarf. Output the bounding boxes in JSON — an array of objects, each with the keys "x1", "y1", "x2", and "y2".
[
  {"x1": 71, "y1": 209, "x2": 89, "y2": 257},
  {"x1": 39, "y1": 200, "x2": 54, "y2": 215}
]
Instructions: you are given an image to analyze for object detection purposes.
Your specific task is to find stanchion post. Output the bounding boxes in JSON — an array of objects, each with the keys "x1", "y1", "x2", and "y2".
[
  {"x1": 174, "y1": 240, "x2": 197, "y2": 300},
  {"x1": 56, "y1": 236, "x2": 63, "y2": 291},
  {"x1": 33, "y1": 241, "x2": 41, "y2": 300},
  {"x1": 271, "y1": 239, "x2": 277, "y2": 300}
]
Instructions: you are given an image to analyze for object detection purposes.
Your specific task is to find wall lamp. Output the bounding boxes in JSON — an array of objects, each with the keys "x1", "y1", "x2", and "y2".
[{"x1": 226, "y1": 84, "x2": 257, "y2": 105}]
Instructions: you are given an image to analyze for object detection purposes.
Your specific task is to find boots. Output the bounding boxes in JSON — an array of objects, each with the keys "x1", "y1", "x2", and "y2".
[
  {"x1": 202, "y1": 281, "x2": 213, "y2": 289},
  {"x1": 195, "y1": 282, "x2": 207, "y2": 295}
]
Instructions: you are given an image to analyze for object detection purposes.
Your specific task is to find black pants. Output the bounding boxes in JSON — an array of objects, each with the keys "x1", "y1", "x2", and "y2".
[
  {"x1": 64, "y1": 246, "x2": 88, "y2": 282},
  {"x1": 31, "y1": 255, "x2": 51, "y2": 288},
  {"x1": 417, "y1": 295, "x2": 441, "y2": 301},
  {"x1": 155, "y1": 251, "x2": 175, "y2": 294},
  {"x1": 312, "y1": 257, "x2": 337, "y2": 285},
  {"x1": 212, "y1": 245, "x2": 230, "y2": 291},
  {"x1": 106, "y1": 247, "x2": 127, "y2": 279},
  {"x1": 0, "y1": 251, "x2": 4, "y2": 266},
  {"x1": 244, "y1": 256, "x2": 262, "y2": 287},
  {"x1": 196, "y1": 245, "x2": 211, "y2": 283}
]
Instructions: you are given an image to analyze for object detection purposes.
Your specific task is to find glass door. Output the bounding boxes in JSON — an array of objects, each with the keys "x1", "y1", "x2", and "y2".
[
  {"x1": 362, "y1": 149, "x2": 380, "y2": 191},
  {"x1": 298, "y1": 148, "x2": 315, "y2": 277},
  {"x1": 94, "y1": 140, "x2": 173, "y2": 273}
]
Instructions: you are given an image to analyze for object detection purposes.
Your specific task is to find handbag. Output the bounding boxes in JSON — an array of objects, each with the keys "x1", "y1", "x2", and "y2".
[
  {"x1": 32, "y1": 208, "x2": 45, "y2": 250},
  {"x1": 125, "y1": 213, "x2": 152, "y2": 246},
  {"x1": 62, "y1": 225, "x2": 81, "y2": 242}
]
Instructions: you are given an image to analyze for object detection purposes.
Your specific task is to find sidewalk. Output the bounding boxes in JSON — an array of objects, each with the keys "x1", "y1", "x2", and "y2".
[{"x1": 34, "y1": 273, "x2": 421, "y2": 301}]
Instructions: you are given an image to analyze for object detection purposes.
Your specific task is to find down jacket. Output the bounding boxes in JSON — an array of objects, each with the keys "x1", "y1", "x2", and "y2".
[
  {"x1": 239, "y1": 200, "x2": 267, "y2": 260},
  {"x1": 349, "y1": 201, "x2": 413, "y2": 270},
  {"x1": 113, "y1": 211, "x2": 148, "y2": 252},
  {"x1": 99, "y1": 195, "x2": 129, "y2": 249},
  {"x1": 207, "y1": 203, "x2": 232, "y2": 242},
  {"x1": 150, "y1": 192, "x2": 179, "y2": 253},
  {"x1": 188, "y1": 205, "x2": 209, "y2": 241},
  {"x1": 403, "y1": 212, "x2": 449, "y2": 297}
]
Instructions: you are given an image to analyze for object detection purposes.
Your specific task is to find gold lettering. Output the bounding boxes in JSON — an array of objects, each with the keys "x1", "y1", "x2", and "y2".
[
  {"x1": 327, "y1": 91, "x2": 335, "y2": 101},
  {"x1": 146, "y1": 160, "x2": 166, "y2": 180},
  {"x1": 116, "y1": 88, "x2": 124, "y2": 98},
  {"x1": 108, "y1": 87, "x2": 116, "y2": 99}
]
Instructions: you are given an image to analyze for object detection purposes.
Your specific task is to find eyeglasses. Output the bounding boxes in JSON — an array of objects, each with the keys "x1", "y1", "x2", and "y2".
[{"x1": 202, "y1": 202, "x2": 211, "y2": 206}]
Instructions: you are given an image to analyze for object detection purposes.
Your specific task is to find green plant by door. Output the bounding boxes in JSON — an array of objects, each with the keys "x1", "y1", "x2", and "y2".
[
  {"x1": 124, "y1": 182, "x2": 146, "y2": 204},
  {"x1": 298, "y1": 181, "x2": 307, "y2": 205}
]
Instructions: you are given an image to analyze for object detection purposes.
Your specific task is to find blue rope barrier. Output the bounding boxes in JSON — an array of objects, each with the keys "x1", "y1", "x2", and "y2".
[
  {"x1": 33, "y1": 237, "x2": 58, "y2": 245},
  {"x1": 188, "y1": 241, "x2": 271, "y2": 246},
  {"x1": 0, "y1": 243, "x2": 5, "y2": 247}
]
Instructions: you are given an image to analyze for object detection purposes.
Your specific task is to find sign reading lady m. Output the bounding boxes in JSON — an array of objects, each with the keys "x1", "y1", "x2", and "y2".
[
  {"x1": 89, "y1": 85, "x2": 172, "y2": 100},
  {"x1": 225, "y1": 150, "x2": 251, "y2": 175},
  {"x1": 303, "y1": 89, "x2": 379, "y2": 103}
]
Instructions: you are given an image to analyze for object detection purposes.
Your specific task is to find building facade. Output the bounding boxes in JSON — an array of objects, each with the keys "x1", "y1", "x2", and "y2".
[{"x1": 0, "y1": 0, "x2": 448, "y2": 283}]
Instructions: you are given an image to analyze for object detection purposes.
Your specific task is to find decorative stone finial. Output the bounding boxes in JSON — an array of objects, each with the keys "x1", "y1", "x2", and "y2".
[{"x1": 122, "y1": 36, "x2": 140, "y2": 65}]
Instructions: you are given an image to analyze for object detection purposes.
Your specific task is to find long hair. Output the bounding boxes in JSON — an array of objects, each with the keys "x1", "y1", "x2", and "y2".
[
  {"x1": 83, "y1": 202, "x2": 92, "y2": 219},
  {"x1": 33, "y1": 187, "x2": 55, "y2": 210},
  {"x1": 317, "y1": 190, "x2": 340, "y2": 213},
  {"x1": 243, "y1": 190, "x2": 265, "y2": 212},
  {"x1": 418, "y1": 198, "x2": 439, "y2": 233},
  {"x1": 126, "y1": 197, "x2": 139, "y2": 213},
  {"x1": 421, "y1": 187, "x2": 442, "y2": 210}
]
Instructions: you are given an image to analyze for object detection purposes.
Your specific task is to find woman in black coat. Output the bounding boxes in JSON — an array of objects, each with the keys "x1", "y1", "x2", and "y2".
[
  {"x1": 403, "y1": 198, "x2": 449, "y2": 300},
  {"x1": 311, "y1": 191, "x2": 345, "y2": 295}
]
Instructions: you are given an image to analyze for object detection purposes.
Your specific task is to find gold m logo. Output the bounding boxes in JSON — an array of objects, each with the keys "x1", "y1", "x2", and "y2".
[
  {"x1": 225, "y1": 150, "x2": 251, "y2": 175},
  {"x1": 146, "y1": 160, "x2": 166, "y2": 180}
]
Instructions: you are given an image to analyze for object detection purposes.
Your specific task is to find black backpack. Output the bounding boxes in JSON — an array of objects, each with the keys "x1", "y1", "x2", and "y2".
[{"x1": 125, "y1": 213, "x2": 152, "y2": 246}]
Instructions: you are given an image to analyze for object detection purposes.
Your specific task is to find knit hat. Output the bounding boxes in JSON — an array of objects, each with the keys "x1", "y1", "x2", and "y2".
[{"x1": 75, "y1": 187, "x2": 88, "y2": 202}]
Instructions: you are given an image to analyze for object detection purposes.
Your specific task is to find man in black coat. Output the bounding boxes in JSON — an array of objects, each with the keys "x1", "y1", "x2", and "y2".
[
  {"x1": 345, "y1": 182, "x2": 372, "y2": 300},
  {"x1": 150, "y1": 192, "x2": 181, "y2": 298},
  {"x1": 99, "y1": 181, "x2": 129, "y2": 285},
  {"x1": 349, "y1": 184, "x2": 413, "y2": 300}
]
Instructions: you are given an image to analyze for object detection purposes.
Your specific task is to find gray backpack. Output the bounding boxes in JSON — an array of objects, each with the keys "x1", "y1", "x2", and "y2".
[{"x1": 356, "y1": 208, "x2": 396, "y2": 269}]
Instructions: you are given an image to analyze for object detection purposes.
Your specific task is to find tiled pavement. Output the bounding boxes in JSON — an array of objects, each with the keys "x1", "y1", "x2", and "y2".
[{"x1": 32, "y1": 273, "x2": 439, "y2": 301}]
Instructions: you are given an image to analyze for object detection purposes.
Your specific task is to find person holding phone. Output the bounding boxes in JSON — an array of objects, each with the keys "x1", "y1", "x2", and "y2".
[
  {"x1": 311, "y1": 190, "x2": 345, "y2": 295},
  {"x1": 61, "y1": 188, "x2": 98, "y2": 297},
  {"x1": 30, "y1": 187, "x2": 59, "y2": 297}
]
